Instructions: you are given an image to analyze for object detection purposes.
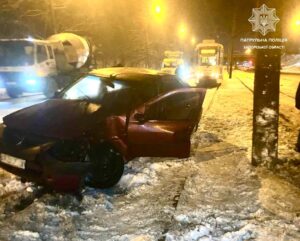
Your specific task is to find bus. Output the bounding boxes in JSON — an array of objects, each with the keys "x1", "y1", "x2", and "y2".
[
  {"x1": 161, "y1": 51, "x2": 184, "y2": 74},
  {"x1": 194, "y1": 39, "x2": 224, "y2": 86}
]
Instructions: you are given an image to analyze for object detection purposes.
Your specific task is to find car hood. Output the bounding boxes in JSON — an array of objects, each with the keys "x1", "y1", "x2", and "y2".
[{"x1": 3, "y1": 99, "x2": 103, "y2": 139}]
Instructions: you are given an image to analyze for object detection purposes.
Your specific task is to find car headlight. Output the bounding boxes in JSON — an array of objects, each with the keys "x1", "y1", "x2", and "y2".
[
  {"x1": 36, "y1": 70, "x2": 46, "y2": 77},
  {"x1": 177, "y1": 66, "x2": 190, "y2": 81},
  {"x1": 26, "y1": 79, "x2": 37, "y2": 85}
]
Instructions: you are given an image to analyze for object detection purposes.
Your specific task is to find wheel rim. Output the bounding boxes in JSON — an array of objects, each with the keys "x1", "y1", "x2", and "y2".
[{"x1": 85, "y1": 146, "x2": 123, "y2": 187}]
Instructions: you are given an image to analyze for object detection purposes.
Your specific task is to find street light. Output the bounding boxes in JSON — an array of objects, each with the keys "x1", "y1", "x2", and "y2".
[
  {"x1": 191, "y1": 37, "x2": 196, "y2": 46},
  {"x1": 290, "y1": 11, "x2": 300, "y2": 36},
  {"x1": 144, "y1": 0, "x2": 165, "y2": 67},
  {"x1": 178, "y1": 23, "x2": 187, "y2": 40},
  {"x1": 150, "y1": 1, "x2": 164, "y2": 24},
  {"x1": 155, "y1": 5, "x2": 161, "y2": 14},
  {"x1": 191, "y1": 37, "x2": 197, "y2": 46},
  {"x1": 245, "y1": 48, "x2": 252, "y2": 55}
]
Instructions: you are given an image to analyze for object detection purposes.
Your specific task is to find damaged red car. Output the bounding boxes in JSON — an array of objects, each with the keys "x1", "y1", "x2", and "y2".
[{"x1": 0, "y1": 68, "x2": 206, "y2": 192}]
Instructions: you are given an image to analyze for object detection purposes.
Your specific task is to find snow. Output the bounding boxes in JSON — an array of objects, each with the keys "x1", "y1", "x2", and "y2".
[
  {"x1": 256, "y1": 107, "x2": 277, "y2": 126},
  {"x1": 0, "y1": 71, "x2": 299, "y2": 240},
  {"x1": 165, "y1": 225, "x2": 211, "y2": 241},
  {"x1": 12, "y1": 230, "x2": 41, "y2": 241},
  {"x1": 0, "y1": 178, "x2": 32, "y2": 197}
]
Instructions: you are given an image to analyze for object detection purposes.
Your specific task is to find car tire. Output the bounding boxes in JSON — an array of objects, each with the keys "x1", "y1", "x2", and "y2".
[
  {"x1": 85, "y1": 143, "x2": 124, "y2": 188},
  {"x1": 43, "y1": 78, "x2": 58, "y2": 98},
  {"x1": 6, "y1": 87, "x2": 22, "y2": 98}
]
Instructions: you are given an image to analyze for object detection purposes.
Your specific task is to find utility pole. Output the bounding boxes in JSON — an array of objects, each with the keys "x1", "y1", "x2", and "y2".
[
  {"x1": 251, "y1": 0, "x2": 282, "y2": 168},
  {"x1": 228, "y1": 1, "x2": 238, "y2": 79},
  {"x1": 145, "y1": 23, "x2": 150, "y2": 68},
  {"x1": 49, "y1": 0, "x2": 57, "y2": 34}
]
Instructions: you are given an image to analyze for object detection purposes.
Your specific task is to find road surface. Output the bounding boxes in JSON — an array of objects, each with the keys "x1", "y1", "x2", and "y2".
[{"x1": 0, "y1": 93, "x2": 46, "y2": 121}]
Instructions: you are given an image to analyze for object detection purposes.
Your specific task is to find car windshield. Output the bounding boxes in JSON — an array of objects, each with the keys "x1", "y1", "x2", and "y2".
[
  {"x1": 199, "y1": 56, "x2": 217, "y2": 66},
  {"x1": 0, "y1": 41, "x2": 34, "y2": 66},
  {"x1": 63, "y1": 75, "x2": 107, "y2": 100},
  {"x1": 163, "y1": 62, "x2": 178, "y2": 68},
  {"x1": 63, "y1": 74, "x2": 157, "y2": 115}
]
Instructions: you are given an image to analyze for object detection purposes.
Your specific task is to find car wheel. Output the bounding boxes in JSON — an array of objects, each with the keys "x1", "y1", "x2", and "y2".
[
  {"x1": 85, "y1": 143, "x2": 124, "y2": 188},
  {"x1": 43, "y1": 78, "x2": 58, "y2": 98},
  {"x1": 6, "y1": 87, "x2": 22, "y2": 98}
]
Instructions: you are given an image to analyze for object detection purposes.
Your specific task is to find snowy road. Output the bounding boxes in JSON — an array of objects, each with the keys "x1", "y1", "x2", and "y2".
[
  {"x1": 0, "y1": 93, "x2": 46, "y2": 121},
  {"x1": 0, "y1": 71, "x2": 299, "y2": 241}
]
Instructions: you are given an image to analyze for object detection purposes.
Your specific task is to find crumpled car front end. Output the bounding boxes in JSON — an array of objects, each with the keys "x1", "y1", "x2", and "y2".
[
  {"x1": 0, "y1": 99, "x2": 101, "y2": 192},
  {"x1": 0, "y1": 125, "x2": 93, "y2": 192}
]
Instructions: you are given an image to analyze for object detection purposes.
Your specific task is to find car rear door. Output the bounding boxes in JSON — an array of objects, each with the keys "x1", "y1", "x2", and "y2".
[{"x1": 127, "y1": 88, "x2": 206, "y2": 159}]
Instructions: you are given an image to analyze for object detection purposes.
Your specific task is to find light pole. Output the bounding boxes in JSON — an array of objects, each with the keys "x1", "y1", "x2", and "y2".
[
  {"x1": 191, "y1": 37, "x2": 196, "y2": 46},
  {"x1": 49, "y1": 0, "x2": 57, "y2": 34},
  {"x1": 144, "y1": 1, "x2": 164, "y2": 68},
  {"x1": 178, "y1": 23, "x2": 187, "y2": 40}
]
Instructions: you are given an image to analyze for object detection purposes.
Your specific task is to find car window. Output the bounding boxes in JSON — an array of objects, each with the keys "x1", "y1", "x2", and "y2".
[
  {"x1": 0, "y1": 41, "x2": 34, "y2": 66},
  {"x1": 62, "y1": 76, "x2": 132, "y2": 105},
  {"x1": 47, "y1": 46, "x2": 54, "y2": 59},
  {"x1": 37, "y1": 45, "x2": 48, "y2": 63},
  {"x1": 145, "y1": 92, "x2": 201, "y2": 121},
  {"x1": 63, "y1": 75, "x2": 102, "y2": 100},
  {"x1": 102, "y1": 87, "x2": 132, "y2": 114},
  {"x1": 158, "y1": 76, "x2": 185, "y2": 93}
]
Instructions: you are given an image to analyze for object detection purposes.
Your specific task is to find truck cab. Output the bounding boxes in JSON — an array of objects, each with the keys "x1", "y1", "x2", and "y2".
[
  {"x1": 0, "y1": 33, "x2": 90, "y2": 98},
  {"x1": 0, "y1": 39, "x2": 57, "y2": 98}
]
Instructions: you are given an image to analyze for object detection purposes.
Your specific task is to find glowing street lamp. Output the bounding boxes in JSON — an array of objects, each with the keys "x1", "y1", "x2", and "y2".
[
  {"x1": 150, "y1": 1, "x2": 164, "y2": 24},
  {"x1": 245, "y1": 48, "x2": 252, "y2": 55},
  {"x1": 178, "y1": 23, "x2": 187, "y2": 40},
  {"x1": 155, "y1": 5, "x2": 161, "y2": 14},
  {"x1": 191, "y1": 37, "x2": 196, "y2": 46},
  {"x1": 290, "y1": 12, "x2": 300, "y2": 36}
]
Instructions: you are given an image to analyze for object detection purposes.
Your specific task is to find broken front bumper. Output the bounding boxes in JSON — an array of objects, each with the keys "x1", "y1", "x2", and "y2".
[{"x1": 0, "y1": 124, "x2": 91, "y2": 192}]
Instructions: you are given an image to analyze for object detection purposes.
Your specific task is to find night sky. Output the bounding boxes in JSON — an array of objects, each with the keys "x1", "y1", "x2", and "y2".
[{"x1": 0, "y1": 0, "x2": 299, "y2": 64}]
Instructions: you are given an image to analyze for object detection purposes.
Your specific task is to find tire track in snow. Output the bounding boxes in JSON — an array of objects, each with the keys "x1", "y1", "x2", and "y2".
[
  {"x1": 159, "y1": 176, "x2": 188, "y2": 241},
  {"x1": 236, "y1": 76, "x2": 292, "y2": 123},
  {"x1": 0, "y1": 184, "x2": 47, "y2": 218},
  {"x1": 237, "y1": 75, "x2": 295, "y2": 99}
]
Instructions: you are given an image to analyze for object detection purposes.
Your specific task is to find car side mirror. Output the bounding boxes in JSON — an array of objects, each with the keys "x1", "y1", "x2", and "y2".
[
  {"x1": 134, "y1": 112, "x2": 146, "y2": 123},
  {"x1": 52, "y1": 89, "x2": 61, "y2": 99}
]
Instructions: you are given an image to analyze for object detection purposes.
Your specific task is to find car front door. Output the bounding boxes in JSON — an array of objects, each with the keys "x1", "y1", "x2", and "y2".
[{"x1": 127, "y1": 88, "x2": 206, "y2": 159}]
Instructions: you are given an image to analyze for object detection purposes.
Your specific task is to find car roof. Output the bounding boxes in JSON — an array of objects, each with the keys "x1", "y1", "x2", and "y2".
[{"x1": 89, "y1": 67, "x2": 175, "y2": 82}]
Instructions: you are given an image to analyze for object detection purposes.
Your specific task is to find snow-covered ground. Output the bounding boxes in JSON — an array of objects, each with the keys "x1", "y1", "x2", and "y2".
[{"x1": 0, "y1": 71, "x2": 299, "y2": 241}]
